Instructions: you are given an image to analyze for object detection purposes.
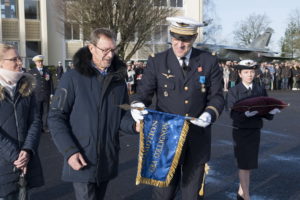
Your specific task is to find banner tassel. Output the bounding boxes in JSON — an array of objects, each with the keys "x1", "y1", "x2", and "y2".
[{"x1": 199, "y1": 163, "x2": 210, "y2": 196}]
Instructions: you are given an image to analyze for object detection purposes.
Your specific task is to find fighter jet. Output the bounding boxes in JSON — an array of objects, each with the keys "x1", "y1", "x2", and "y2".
[{"x1": 197, "y1": 28, "x2": 289, "y2": 61}]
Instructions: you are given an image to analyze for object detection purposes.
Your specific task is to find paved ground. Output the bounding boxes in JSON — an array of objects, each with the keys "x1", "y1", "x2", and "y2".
[{"x1": 30, "y1": 91, "x2": 300, "y2": 200}]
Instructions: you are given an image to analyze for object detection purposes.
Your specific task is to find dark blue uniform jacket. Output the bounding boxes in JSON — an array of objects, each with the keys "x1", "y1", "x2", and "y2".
[
  {"x1": 29, "y1": 66, "x2": 54, "y2": 101},
  {"x1": 226, "y1": 82, "x2": 273, "y2": 129},
  {"x1": 134, "y1": 48, "x2": 224, "y2": 164}
]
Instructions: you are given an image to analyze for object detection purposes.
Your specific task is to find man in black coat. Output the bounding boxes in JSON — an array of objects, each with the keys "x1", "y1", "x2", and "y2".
[
  {"x1": 56, "y1": 61, "x2": 64, "y2": 81},
  {"x1": 131, "y1": 16, "x2": 224, "y2": 200},
  {"x1": 28, "y1": 55, "x2": 54, "y2": 133},
  {"x1": 48, "y1": 28, "x2": 136, "y2": 200}
]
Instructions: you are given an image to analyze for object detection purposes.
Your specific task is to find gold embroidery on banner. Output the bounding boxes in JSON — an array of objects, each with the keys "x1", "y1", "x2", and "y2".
[{"x1": 136, "y1": 120, "x2": 190, "y2": 187}]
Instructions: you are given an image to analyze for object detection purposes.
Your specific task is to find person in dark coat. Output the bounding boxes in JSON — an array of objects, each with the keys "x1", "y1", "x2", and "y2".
[
  {"x1": 131, "y1": 16, "x2": 224, "y2": 200},
  {"x1": 66, "y1": 61, "x2": 73, "y2": 71},
  {"x1": 261, "y1": 67, "x2": 272, "y2": 90},
  {"x1": 48, "y1": 28, "x2": 136, "y2": 200},
  {"x1": 229, "y1": 62, "x2": 238, "y2": 88},
  {"x1": 56, "y1": 61, "x2": 64, "y2": 81},
  {"x1": 273, "y1": 63, "x2": 282, "y2": 90},
  {"x1": 28, "y1": 55, "x2": 54, "y2": 133},
  {"x1": 0, "y1": 43, "x2": 44, "y2": 199},
  {"x1": 226, "y1": 60, "x2": 280, "y2": 200},
  {"x1": 291, "y1": 64, "x2": 300, "y2": 90},
  {"x1": 280, "y1": 62, "x2": 291, "y2": 90}
]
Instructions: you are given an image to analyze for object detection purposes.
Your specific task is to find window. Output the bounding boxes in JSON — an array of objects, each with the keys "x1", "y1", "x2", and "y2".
[
  {"x1": 64, "y1": 23, "x2": 80, "y2": 40},
  {"x1": 26, "y1": 41, "x2": 41, "y2": 57},
  {"x1": 153, "y1": 0, "x2": 167, "y2": 6},
  {"x1": 154, "y1": 25, "x2": 168, "y2": 43},
  {"x1": 25, "y1": 0, "x2": 40, "y2": 19},
  {"x1": 1, "y1": 0, "x2": 17, "y2": 18},
  {"x1": 170, "y1": 0, "x2": 183, "y2": 7}
]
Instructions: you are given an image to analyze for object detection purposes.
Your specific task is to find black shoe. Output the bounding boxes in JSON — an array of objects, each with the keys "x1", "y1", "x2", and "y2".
[{"x1": 237, "y1": 193, "x2": 244, "y2": 200}]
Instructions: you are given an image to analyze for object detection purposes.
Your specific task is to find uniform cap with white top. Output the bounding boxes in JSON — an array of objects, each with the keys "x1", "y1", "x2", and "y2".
[
  {"x1": 166, "y1": 16, "x2": 207, "y2": 36},
  {"x1": 235, "y1": 59, "x2": 258, "y2": 70},
  {"x1": 32, "y1": 55, "x2": 44, "y2": 62}
]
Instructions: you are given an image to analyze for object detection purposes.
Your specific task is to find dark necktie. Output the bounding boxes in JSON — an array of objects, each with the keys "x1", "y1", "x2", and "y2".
[
  {"x1": 180, "y1": 57, "x2": 190, "y2": 77},
  {"x1": 247, "y1": 87, "x2": 252, "y2": 96}
]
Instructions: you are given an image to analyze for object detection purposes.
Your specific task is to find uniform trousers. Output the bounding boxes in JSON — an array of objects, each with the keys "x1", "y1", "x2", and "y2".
[
  {"x1": 73, "y1": 181, "x2": 109, "y2": 200},
  {"x1": 151, "y1": 155, "x2": 205, "y2": 200},
  {"x1": 37, "y1": 99, "x2": 50, "y2": 131}
]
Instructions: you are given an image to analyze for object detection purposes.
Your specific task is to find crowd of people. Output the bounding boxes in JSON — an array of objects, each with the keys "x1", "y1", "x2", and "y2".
[
  {"x1": 126, "y1": 60, "x2": 300, "y2": 96},
  {"x1": 125, "y1": 61, "x2": 146, "y2": 95},
  {"x1": 220, "y1": 60, "x2": 300, "y2": 92}
]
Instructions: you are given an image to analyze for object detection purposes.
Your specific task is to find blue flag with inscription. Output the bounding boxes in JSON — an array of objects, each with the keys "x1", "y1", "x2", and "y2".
[{"x1": 136, "y1": 109, "x2": 189, "y2": 187}]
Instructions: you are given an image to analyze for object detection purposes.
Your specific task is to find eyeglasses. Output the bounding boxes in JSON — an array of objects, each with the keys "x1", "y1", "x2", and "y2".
[
  {"x1": 93, "y1": 44, "x2": 117, "y2": 55},
  {"x1": 3, "y1": 56, "x2": 22, "y2": 62}
]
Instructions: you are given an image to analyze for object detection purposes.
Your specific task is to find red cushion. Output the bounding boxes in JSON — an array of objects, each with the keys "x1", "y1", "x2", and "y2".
[{"x1": 232, "y1": 96, "x2": 288, "y2": 115}]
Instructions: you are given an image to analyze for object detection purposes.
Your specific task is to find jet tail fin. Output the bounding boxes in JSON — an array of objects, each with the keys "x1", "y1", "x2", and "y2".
[{"x1": 250, "y1": 28, "x2": 273, "y2": 49}]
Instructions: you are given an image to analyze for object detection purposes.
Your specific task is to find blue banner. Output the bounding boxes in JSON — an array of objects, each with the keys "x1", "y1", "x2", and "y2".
[{"x1": 136, "y1": 109, "x2": 189, "y2": 187}]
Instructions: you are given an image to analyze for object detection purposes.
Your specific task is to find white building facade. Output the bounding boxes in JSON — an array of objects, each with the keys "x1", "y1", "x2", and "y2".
[{"x1": 0, "y1": 0, "x2": 203, "y2": 67}]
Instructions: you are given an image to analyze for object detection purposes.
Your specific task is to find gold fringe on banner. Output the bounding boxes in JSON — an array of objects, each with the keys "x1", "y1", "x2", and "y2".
[
  {"x1": 136, "y1": 122, "x2": 145, "y2": 186},
  {"x1": 136, "y1": 120, "x2": 190, "y2": 187}
]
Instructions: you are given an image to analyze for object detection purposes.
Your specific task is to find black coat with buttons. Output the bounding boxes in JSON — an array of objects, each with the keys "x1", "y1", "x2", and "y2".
[
  {"x1": 28, "y1": 67, "x2": 54, "y2": 102},
  {"x1": 134, "y1": 47, "x2": 224, "y2": 164},
  {"x1": 226, "y1": 82, "x2": 273, "y2": 129}
]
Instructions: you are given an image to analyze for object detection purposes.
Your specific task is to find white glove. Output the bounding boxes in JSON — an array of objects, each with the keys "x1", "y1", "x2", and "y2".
[
  {"x1": 190, "y1": 112, "x2": 212, "y2": 128},
  {"x1": 130, "y1": 102, "x2": 148, "y2": 123},
  {"x1": 269, "y1": 108, "x2": 281, "y2": 115},
  {"x1": 245, "y1": 110, "x2": 258, "y2": 117}
]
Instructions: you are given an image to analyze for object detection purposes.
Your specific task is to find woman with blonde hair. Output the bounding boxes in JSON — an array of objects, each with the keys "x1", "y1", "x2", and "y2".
[{"x1": 0, "y1": 43, "x2": 44, "y2": 199}]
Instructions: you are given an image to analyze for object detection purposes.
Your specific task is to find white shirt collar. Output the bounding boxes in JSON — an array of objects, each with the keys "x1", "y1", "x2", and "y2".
[
  {"x1": 177, "y1": 48, "x2": 192, "y2": 65},
  {"x1": 242, "y1": 82, "x2": 253, "y2": 90}
]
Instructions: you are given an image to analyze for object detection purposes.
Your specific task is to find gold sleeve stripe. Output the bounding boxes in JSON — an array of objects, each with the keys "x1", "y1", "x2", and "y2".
[{"x1": 206, "y1": 106, "x2": 219, "y2": 119}]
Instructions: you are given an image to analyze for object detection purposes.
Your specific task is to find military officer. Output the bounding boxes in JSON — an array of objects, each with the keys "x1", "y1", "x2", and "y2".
[
  {"x1": 131, "y1": 16, "x2": 224, "y2": 200},
  {"x1": 29, "y1": 55, "x2": 54, "y2": 133}
]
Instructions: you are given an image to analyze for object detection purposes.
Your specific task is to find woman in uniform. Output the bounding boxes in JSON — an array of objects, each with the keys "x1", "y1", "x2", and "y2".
[{"x1": 226, "y1": 60, "x2": 280, "y2": 200}]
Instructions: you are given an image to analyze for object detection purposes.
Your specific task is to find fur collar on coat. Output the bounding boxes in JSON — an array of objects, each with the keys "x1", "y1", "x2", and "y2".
[
  {"x1": 0, "y1": 73, "x2": 36, "y2": 101},
  {"x1": 72, "y1": 46, "x2": 127, "y2": 81}
]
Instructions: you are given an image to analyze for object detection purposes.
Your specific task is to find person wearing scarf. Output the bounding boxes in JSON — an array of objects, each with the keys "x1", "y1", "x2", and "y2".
[{"x1": 0, "y1": 43, "x2": 44, "y2": 199}]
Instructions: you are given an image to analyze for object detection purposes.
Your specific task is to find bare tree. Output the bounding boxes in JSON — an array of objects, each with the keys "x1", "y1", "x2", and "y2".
[
  {"x1": 233, "y1": 13, "x2": 271, "y2": 46},
  {"x1": 55, "y1": 0, "x2": 175, "y2": 61},
  {"x1": 281, "y1": 9, "x2": 300, "y2": 58}
]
